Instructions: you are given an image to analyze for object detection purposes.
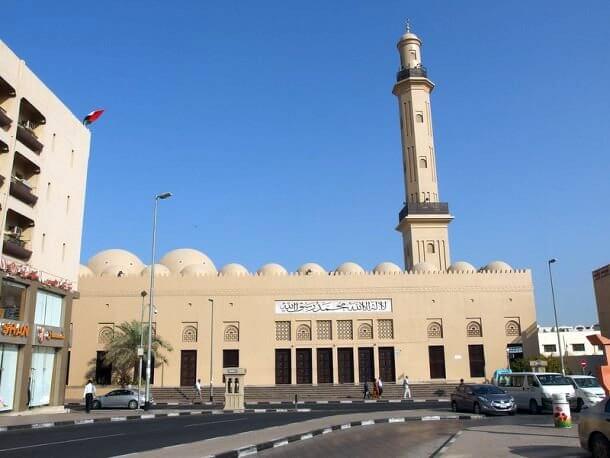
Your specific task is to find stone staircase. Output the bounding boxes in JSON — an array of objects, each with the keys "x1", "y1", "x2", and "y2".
[{"x1": 150, "y1": 382, "x2": 458, "y2": 403}]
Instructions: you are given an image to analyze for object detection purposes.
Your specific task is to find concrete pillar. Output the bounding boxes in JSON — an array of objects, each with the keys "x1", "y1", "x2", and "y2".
[{"x1": 312, "y1": 346, "x2": 318, "y2": 385}]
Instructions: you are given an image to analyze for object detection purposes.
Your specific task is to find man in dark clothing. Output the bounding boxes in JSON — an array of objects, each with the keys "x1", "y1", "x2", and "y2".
[{"x1": 363, "y1": 381, "x2": 370, "y2": 400}]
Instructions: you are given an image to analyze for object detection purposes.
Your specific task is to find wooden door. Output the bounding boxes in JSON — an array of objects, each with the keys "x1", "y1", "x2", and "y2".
[
  {"x1": 337, "y1": 348, "x2": 354, "y2": 384},
  {"x1": 428, "y1": 345, "x2": 446, "y2": 379},
  {"x1": 358, "y1": 348, "x2": 374, "y2": 383},
  {"x1": 468, "y1": 345, "x2": 485, "y2": 377},
  {"x1": 180, "y1": 350, "x2": 197, "y2": 387},
  {"x1": 317, "y1": 348, "x2": 333, "y2": 383},
  {"x1": 223, "y1": 350, "x2": 239, "y2": 368},
  {"x1": 296, "y1": 349, "x2": 312, "y2": 384},
  {"x1": 275, "y1": 349, "x2": 291, "y2": 384},
  {"x1": 378, "y1": 347, "x2": 396, "y2": 382},
  {"x1": 95, "y1": 351, "x2": 112, "y2": 385}
]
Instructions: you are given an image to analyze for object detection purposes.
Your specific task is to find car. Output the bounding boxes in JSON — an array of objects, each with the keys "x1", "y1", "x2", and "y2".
[
  {"x1": 495, "y1": 372, "x2": 576, "y2": 414},
  {"x1": 567, "y1": 375, "x2": 606, "y2": 411},
  {"x1": 92, "y1": 389, "x2": 147, "y2": 409},
  {"x1": 451, "y1": 383, "x2": 516, "y2": 415},
  {"x1": 579, "y1": 396, "x2": 610, "y2": 457}
]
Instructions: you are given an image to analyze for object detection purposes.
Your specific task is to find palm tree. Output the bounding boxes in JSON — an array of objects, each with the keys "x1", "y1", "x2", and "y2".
[{"x1": 89, "y1": 320, "x2": 173, "y2": 386}]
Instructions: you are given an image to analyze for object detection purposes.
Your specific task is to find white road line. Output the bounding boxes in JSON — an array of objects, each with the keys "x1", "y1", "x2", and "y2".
[
  {"x1": 317, "y1": 401, "x2": 328, "y2": 404},
  {"x1": 322, "y1": 428, "x2": 332, "y2": 434},
  {"x1": 74, "y1": 419, "x2": 94, "y2": 425},
  {"x1": 361, "y1": 420, "x2": 374, "y2": 426},
  {"x1": 140, "y1": 414, "x2": 155, "y2": 420},
  {"x1": 296, "y1": 408, "x2": 311, "y2": 412},
  {"x1": 273, "y1": 440, "x2": 288, "y2": 447},
  {"x1": 339, "y1": 400, "x2": 352, "y2": 404},
  {"x1": 0, "y1": 433, "x2": 124, "y2": 452},
  {"x1": 32, "y1": 422, "x2": 54, "y2": 428},
  {"x1": 167, "y1": 412, "x2": 180, "y2": 417},
  {"x1": 422, "y1": 415, "x2": 441, "y2": 421},
  {"x1": 254, "y1": 409, "x2": 266, "y2": 413},
  {"x1": 301, "y1": 433, "x2": 313, "y2": 440},
  {"x1": 389, "y1": 399, "x2": 401, "y2": 403},
  {"x1": 111, "y1": 417, "x2": 127, "y2": 422},
  {"x1": 389, "y1": 417, "x2": 405, "y2": 423},
  {"x1": 340, "y1": 424, "x2": 351, "y2": 430},
  {"x1": 237, "y1": 445, "x2": 257, "y2": 456},
  {"x1": 185, "y1": 418, "x2": 246, "y2": 428}
]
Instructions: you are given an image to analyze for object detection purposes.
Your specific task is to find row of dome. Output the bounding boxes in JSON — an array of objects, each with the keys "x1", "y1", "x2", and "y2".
[{"x1": 79, "y1": 249, "x2": 516, "y2": 278}]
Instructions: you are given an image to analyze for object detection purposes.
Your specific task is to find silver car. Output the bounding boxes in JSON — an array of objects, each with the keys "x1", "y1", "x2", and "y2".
[
  {"x1": 579, "y1": 396, "x2": 610, "y2": 457},
  {"x1": 451, "y1": 384, "x2": 516, "y2": 415},
  {"x1": 92, "y1": 389, "x2": 146, "y2": 409}
]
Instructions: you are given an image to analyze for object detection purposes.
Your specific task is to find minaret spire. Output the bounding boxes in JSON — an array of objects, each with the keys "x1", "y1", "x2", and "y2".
[
  {"x1": 393, "y1": 28, "x2": 453, "y2": 271},
  {"x1": 405, "y1": 19, "x2": 411, "y2": 33}
]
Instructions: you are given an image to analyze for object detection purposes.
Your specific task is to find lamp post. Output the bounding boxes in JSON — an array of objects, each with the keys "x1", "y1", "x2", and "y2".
[
  {"x1": 137, "y1": 290, "x2": 147, "y2": 408},
  {"x1": 208, "y1": 298, "x2": 214, "y2": 403},
  {"x1": 144, "y1": 192, "x2": 172, "y2": 410},
  {"x1": 548, "y1": 258, "x2": 565, "y2": 375}
]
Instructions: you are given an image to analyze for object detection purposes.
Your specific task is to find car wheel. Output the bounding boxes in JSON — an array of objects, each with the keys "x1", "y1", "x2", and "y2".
[
  {"x1": 575, "y1": 398, "x2": 583, "y2": 413},
  {"x1": 473, "y1": 402, "x2": 481, "y2": 414},
  {"x1": 128, "y1": 400, "x2": 138, "y2": 410},
  {"x1": 590, "y1": 433, "x2": 610, "y2": 458},
  {"x1": 92, "y1": 400, "x2": 101, "y2": 410},
  {"x1": 451, "y1": 401, "x2": 458, "y2": 412},
  {"x1": 529, "y1": 399, "x2": 539, "y2": 415}
]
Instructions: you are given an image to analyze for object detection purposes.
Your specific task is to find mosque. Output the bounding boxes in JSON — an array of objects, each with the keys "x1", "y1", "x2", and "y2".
[{"x1": 66, "y1": 28, "x2": 537, "y2": 394}]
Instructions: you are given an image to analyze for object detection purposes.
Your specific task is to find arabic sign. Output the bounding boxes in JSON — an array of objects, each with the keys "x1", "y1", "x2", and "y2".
[
  {"x1": 0, "y1": 319, "x2": 29, "y2": 344},
  {"x1": 34, "y1": 325, "x2": 66, "y2": 347},
  {"x1": 275, "y1": 299, "x2": 392, "y2": 314}
]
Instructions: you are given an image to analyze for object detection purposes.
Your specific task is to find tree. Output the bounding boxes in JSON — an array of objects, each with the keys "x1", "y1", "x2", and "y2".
[
  {"x1": 88, "y1": 320, "x2": 173, "y2": 386},
  {"x1": 510, "y1": 355, "x2": 568, "y2": 374}
]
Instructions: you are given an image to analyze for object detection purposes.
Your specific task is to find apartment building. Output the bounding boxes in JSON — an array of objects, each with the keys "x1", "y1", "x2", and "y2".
[{"x1": 0, "y1": 40, "x2": 90, "y2": 412}]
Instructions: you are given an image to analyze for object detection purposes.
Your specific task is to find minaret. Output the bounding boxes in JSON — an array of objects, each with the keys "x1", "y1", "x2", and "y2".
[{"x1": 393, "y1": 25, "x2": 453, "y2": 271}]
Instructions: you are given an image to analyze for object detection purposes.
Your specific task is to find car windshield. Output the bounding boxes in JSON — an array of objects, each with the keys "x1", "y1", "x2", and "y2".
[
  {"x1": 574, "y1": 377, "x2": 601, "y2": 388},
  {"x1": 472, "y1": 385, "x2": 505, "y2": 395},
  {"x1": 537, "y1": 374, "x2": 571, "y2": 386}
]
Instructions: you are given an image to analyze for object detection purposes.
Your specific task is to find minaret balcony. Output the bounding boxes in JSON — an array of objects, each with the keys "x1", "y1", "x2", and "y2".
[
  {"x1": 399, "y1": 202, "x2": 449, "y2": 221},
  {"x1": 396, "y1": 65, "x2": 428, "y2": 82}
]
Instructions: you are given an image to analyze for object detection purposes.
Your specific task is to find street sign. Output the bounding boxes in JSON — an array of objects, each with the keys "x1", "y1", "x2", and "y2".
[{"x1": 580, "y1": 360, "x2": 587, "y2": 368}]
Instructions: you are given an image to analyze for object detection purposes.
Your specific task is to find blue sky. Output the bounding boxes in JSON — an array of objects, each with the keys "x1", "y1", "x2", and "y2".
[{"x1": 3, "y1": 1, "x2": 609, "y2": 326}]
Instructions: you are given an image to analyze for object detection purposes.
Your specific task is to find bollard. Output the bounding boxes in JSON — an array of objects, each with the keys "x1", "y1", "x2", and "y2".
[{"x1": 552, "y1": 393, "x2": 572, "y2": 428}]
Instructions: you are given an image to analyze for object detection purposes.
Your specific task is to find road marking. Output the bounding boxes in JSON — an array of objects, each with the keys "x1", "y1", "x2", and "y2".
[
  {"x1": 389, "y1": 417, "x2": 405, "y2": 423},
  {"x1": 74, "y1": 419, "x2": 94, "y2": 425},
  {"x1": 422, "y1": 415, "x2": 441, "y2": 421},
  {"x1": 276, "y1": 408, "x2": 287, "y2": 412},
  {"x1": 0, "y1": 433, "x2": 124, "y2": 452},
  {"x1": 322, "y1": 428, "x2": 333, "y2": 434},
  {"x1": 237, "y1": 445, "x2": 257, "y2": 456},
  {"x1": 296, "y1": 408, "x2": 311, "y2": 412},
  {"x1": 273, "y1": 440, "x2": 288, "y2": 447},
  {"x1": 111, "y1": 417, "x2": 127, "y2": 422},
  {"x1": 317, "y1": 401, "x2": 328, "y2": 404},
  {"x1": 32, "y1": 423, "x2": 54, "y2": 428},
  {"x1": 254, "y1": 409, "x2": 266, "y2": 413},
  {"x1": 340, "y1": 400, "x2": 352, "y2": 404},
  {"x1": 185, "y1": 418, "x2": 246, "y2": 428},
  {"x1": 361, "y1": 420, "x2": 374, "y2": 426},
  {"x1": 414, "y1": 399, "x2": 425, "y2": 403},
  {"x1": 140, "y1": 414, "x2": 155, "y2": 419},
  {"x1": 167, "y1": 412, "x2": 179, "y2": 417},
  {"x1": 389, "y1": 399, "x2": 401, "y2": 403},
  {"x1": 301, "y1": 433, "x2": 313, "y2": 440},
  {"x1": 340, "y1": 424, "x2": 351, "y2": 430}
]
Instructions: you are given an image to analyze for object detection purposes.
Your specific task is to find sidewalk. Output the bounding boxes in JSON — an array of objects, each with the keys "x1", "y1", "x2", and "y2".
[
  {"x1": 440, "y1": 423, "x2": 586, "y2": 457},
  {"x1": 118, "y1": 409, "x2": 482, "y2": 458}
]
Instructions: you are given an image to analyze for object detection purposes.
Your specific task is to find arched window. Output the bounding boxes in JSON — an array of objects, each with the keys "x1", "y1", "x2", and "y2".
[
  {"x1": 224, "y1": 325, "x2": 239, "y2": 342},
  {"x1": 467, "y1": 321, "x2": 482, "y2": 337},
  {"x1": 98, "y1": 326, "x2": 113, "y2": 345},
  {"x1": 419, "y1": 157, "x2": 428, "y2": 168},
  {"x1": 358, "y1": 323, "x2": 373, "y2": 339},
  {"x1": 182, "y1": 325, "x2": 197, "y2": 343},
  {"x1": 296, "y1": 324, "x2": 311, "y2": 341},
  {"x1": 427, "y1": 322, "x2": 443, "y2": 338},
  {"x1": 505, "y1": 320, "x2": 520, "y2": 337},
  {"x1": 416, "y1": 112, "x2": 424, "y2": 123},
  {"x1": 426, "y1": 243, "x2": 435, "y2": 254}
]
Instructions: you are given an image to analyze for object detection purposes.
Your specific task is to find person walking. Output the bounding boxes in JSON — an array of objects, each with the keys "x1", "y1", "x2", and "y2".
[
  {"x1": 403, "y1": 375, "x2": 411, "y2": 400},
  {"x1": 363, "y1": 381, "x2": 370, "y2": 400},
  {"x1": 377, "y1": 377, "x2": 383, "y2": 398},
  {"x1": 195, "y1": 378, "x2": 203, "y2": 403},
  {"x1": 84, "y1": 379, "x2": 96, "y2": 413}
]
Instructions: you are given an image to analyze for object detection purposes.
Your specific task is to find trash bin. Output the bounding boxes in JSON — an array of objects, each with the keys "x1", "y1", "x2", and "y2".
[{"x1": 552, "y1": 393, "x2": 572, "y2": 428}]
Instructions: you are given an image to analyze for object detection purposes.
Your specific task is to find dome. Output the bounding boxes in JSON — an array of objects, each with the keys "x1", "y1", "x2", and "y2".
[
  {"x1": 140, "y1": 264, "x2": 171, "y2": 277},
  {"x1": 448, "y1": 261, "x2": 477, "y2": 273},
  {"x1": 87, "y1": 249, "x2": 144, "y2": 275},
  {"x1": 79, "y1": 264, "x2": 94, "y2": 278},
  {"x1": 335, "y1": 262, "x2": 365, "y2": 275},
  {"x1": 373, "y1": 262, "x2": 402, "y2": 274},
  {"x1": 99, "y1": 265, "x2": 128, "y2": 277},
  {"x1": 297, "y1": 263, "x2": 326, "y2": 276},
  {"x1": 159, "y1": 248, "x2": 216, "y2": 274},
  {"x1": 257, "y1": 263, "x2": 288, "y2": 276},
  {"x1": 482, "y1": 260, "x2": 513, "y2": 272},
  {"x1": 412, "y1": 262, "x2": 438, "y2": 273},
  {"x1": 220, "y1": 263, "x2": 249, "y2": 277},
  {"x1": 181, "y1": 263, "x2": 216, "y2": 277},
  {"x1": 400, "y1": 31, "x2": 421, "y2": 42}
]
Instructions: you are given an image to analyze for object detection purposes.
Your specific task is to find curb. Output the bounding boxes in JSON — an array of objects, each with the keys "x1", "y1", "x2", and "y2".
[
  {"x1": 212, "y1": 414, "x2": 484, "y2": 458},
  {"x1": 0, "y1": 408, "x2": 312, "y2": 433}
]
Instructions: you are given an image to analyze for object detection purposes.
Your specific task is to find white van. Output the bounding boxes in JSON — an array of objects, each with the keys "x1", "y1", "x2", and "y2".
[
  {"x1": 566, "y1": 375, "x2": 606, "y2": 410},
  {"x1": 495, "y1": 372, "x2": 576, "y2": 414}
]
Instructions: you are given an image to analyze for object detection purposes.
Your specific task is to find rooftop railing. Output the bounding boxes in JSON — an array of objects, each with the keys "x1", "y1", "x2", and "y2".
[
  {"x1": 396, "y1": 65, "x2": 428, "y2": 82},
  {"x1": 398, "y1": 201, "x2": 449, "y2": 221}
]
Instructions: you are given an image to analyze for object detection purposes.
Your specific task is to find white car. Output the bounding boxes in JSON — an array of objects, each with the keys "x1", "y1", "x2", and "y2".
[
  {"x1": 496, "y1": 372, "x2": 576, "y2": 413},
  {"x1": 567, "y1": 375, "x2": 606, "y2": 411}
]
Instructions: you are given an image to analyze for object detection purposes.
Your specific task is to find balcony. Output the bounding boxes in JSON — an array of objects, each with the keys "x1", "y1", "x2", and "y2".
[
  {"x1": 0, "y1": 106, "x2": 11, "y2": 129},
  {"x1": 398, "y1": 201, "x2": 449, "y2": 221},
  {"x1": 10, "y1": 178, "x2": 38, "y2": 206},
  {"x1": 396, "y1": 65, "x2": 428, "y2": 82},
  {"x1": 16, "y1": 123, "x2": 43, "y2": 154},
  {"x1": 3, "y1": 236, "x2": 32, "y2": 261}
]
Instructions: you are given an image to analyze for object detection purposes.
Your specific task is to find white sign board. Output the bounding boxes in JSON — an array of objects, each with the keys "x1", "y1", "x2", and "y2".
[{"x1": 275, "y1": 299, "x2": 392, "y2": 314}]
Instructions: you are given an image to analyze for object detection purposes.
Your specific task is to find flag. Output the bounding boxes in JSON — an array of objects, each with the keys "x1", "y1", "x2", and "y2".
[{"x1": 83, "y1": 109, "x2": 104, "y2": 126}]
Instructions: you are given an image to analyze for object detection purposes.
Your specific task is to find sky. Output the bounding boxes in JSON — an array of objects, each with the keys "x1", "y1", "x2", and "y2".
[{"x1": 2, "y1": 1, "x2": 609, "y2": 326}]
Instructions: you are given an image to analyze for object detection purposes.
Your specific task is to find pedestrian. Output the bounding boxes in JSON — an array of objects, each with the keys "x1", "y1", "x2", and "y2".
[
  {"x1": 403, "y1": 375, "x2": 411, "y2": 400},
  {"x1": 195, "y1": 378, "x2": 203, "y2": 403},
  {"x1": 377, "y1": 377, "x2": 383, "y2": 398},
  {"x1": 459, "y1": 378, "x2": 464, "y2": 387},
  {"x1": 84, "y1": 379, "x2": 96, "y2": 413},
  {"x1": 372, "y1": 379, "x2": 379, "y2": 399},
  {"x1": 363, "y1": 381, "x2": 370, "y2": 400}
]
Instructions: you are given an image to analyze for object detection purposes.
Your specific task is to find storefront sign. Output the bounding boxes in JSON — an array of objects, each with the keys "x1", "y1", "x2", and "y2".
[
  {"x1": 33, "y1": 325, "x2": 66, "y2": 348},
  {"x1": 275, "y1": 299, "x2": 392, "y2": 314},
  {"x1": 0, "y1": 319, "x2": 29, "y2": 345}
]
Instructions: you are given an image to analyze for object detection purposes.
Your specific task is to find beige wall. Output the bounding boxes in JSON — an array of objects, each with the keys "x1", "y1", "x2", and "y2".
[
  {"x1": 594, "y1": 265, "x2": 610, "y2": 338},
  {"x1": 69, "y1": 259, "x2": 536, "y2": 388}
]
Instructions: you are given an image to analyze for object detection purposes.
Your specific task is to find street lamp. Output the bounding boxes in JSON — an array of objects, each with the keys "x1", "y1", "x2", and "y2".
[
  {"x1": 208, "y1": 298, "x2": 214, "y2": 403},
  {"x1": 548, "y1": 258, "x2": 565, "y2": 375},
  {"x1": 137, "y1": 290, "x2": 147, "y2": 408},
  {"x1": 144, "y1": 192, "x2": 172, "y2": 410}
]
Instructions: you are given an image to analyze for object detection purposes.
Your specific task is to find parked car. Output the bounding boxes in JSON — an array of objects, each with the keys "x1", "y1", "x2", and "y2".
[
  {"x1": 451, "y1": 384, "x2": 516, "y2": 415},
  {"x1": 495, "y1": 372, "x2": 576, "y2": 414},
  {"x1": 579, "y1": 397, "x2": 610, "y2": 457},
  {"x1": 567, "y1": 375, "x2": 606, "y2": 411},
  {"x1": 92, "y1": 389, "x2": 147, "y2": 409}
]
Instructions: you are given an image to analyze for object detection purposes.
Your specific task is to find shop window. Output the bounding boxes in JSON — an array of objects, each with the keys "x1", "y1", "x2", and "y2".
[
  {"x1": 0, "y1": 280, "x2": 26, "y2": 320},
  {"x1": 0, "y1": 344, "x2": 18, "y2": 411},
  {"x1": 34, "y1": 291, "x2": 63, "y2": 327}
]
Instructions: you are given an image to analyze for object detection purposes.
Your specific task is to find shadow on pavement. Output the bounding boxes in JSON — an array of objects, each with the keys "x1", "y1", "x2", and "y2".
[{"x1": 509, "y1": 445, "x2": 587, "y2": 457}]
